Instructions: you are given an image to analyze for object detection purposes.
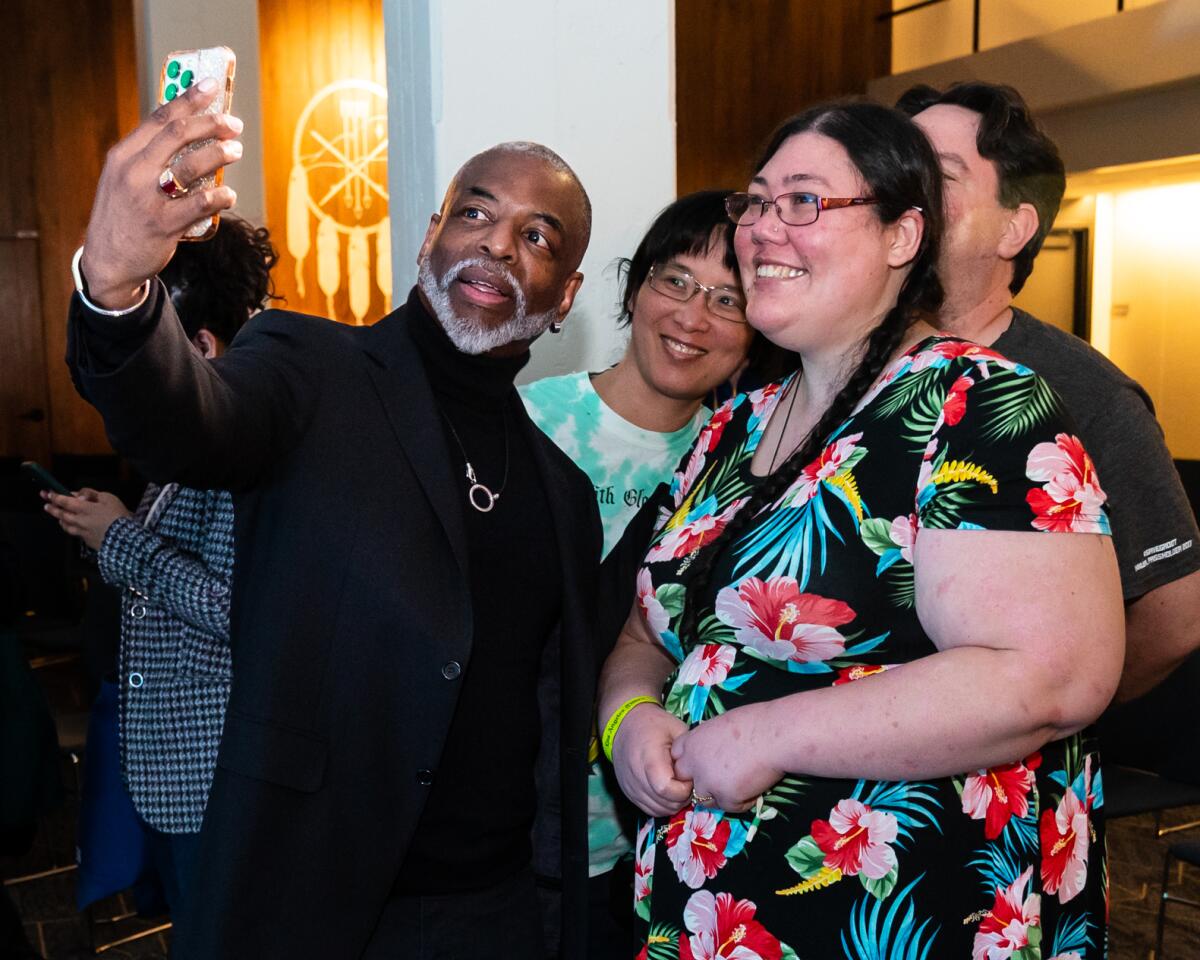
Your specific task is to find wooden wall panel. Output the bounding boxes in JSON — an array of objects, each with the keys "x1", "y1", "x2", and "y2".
[
  {"x1": 258, "y1": 0, "x2": 390, "y2": 326},
  {"x1": 0, "y1": 0, "x2": 138, "y2": 457},
  {"x1": 33, "y1": 0, "x2": 139, "y2": 455},
  {"x1": 675, "y1": 0, "x2": 891, "y2": 196},
  {"x1": 0, "y1": 241, "x2": 50, "y2": 464},
  {"x1": 0, "y1": 3, "x2": 46, "y2": 460}
]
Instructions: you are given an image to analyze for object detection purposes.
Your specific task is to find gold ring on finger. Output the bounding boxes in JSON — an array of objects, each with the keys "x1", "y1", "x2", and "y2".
[{"x1": 158, "y1": 166, "x2": 189, "y2": 198}]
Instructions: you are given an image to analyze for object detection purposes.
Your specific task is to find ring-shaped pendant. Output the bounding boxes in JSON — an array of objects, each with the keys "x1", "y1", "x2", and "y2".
[{"x1": 468, "y1": 483, "x2": 497, "y2": 513}]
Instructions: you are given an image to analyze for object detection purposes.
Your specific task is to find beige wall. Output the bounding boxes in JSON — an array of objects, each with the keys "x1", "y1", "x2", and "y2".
[
  {"x1": 873, "y1": 0, "x2": 1198, "y2": 128},
  {"x1": 890, "y1": 0, "x2": 1157, "y2": 73},
  {"x1": 890, "y1": 0, "x2": 973, "y2": 76},
  {"x1": 1107, "y1": 183, "x2": 1200, "y2": 459}
]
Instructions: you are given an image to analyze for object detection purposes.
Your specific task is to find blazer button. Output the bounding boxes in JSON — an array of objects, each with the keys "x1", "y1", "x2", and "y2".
[
  {"x1": 416, "y1": 769, "x2": 434, "y2": 786},
  {"x1": 441, "y1": 660, "x2": 462, "y2": 680},
  {"x1": 128, "y1": 672, "x2": 145, "y2": 688}
]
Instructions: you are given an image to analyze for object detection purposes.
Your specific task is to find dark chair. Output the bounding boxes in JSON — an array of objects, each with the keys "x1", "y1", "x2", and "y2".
[
  {"x1": 1099, "y1": 649, "x2": 1200, "y2": 905},
  {"x1": 1101, "y1": 645, "x2": 1200, "y2": 834},
  {"x1": 3, "y1": 710, "x2": 86, "y2": 886},
  {"x1": 1154, "y1": 840, "x2": 1200, "y2": 959},
  {"x1": 1104, "y1": 765, "x2": 1200, "y2": 838}
]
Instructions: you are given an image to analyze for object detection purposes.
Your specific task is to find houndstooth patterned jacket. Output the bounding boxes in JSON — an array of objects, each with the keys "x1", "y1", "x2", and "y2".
[{"x1": 98, "y1": 482, "x2": 233, "y2": 833}]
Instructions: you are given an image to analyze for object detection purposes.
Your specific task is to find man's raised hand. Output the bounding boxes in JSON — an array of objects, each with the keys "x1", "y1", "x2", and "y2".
[{"x1": 80, "y1": 78, "x2": 243, "y2": 310}]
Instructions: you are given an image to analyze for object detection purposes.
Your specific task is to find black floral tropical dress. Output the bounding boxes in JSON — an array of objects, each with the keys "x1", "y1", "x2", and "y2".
[{"x1": 632, "y1": 337, "x2": 1112, "y2": 960}]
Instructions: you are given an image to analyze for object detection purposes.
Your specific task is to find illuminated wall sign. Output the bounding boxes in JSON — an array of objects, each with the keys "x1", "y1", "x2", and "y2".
[
  {"x1": 259, "y1": 0, "x2": 388, "y2": 326},
  {"x1": 288, "y1": 79, "x2": 390, "y2": 324}
]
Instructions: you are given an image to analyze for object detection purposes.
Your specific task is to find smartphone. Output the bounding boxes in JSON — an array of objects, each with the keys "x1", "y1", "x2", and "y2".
[
  {"x1": 158, "y1": 46, "x2": 237, "y2": 241},
  {"x1": 20, "y1": 461, "x2": 71, "y2": 497}
]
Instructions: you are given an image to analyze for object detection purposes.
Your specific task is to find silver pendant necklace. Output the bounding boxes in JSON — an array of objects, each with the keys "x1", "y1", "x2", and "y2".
[{"x1": 439, "y1": 409, "x2": 509, "y2": 513}]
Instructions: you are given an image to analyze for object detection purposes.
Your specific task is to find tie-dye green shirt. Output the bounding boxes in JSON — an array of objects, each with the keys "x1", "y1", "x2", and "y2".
[
  {"x1": 519, "y1": 372, "x2": 708, "y2": 558},
  {"x1": 520, "y1": 370, "x2": 708, "y2": 874}
]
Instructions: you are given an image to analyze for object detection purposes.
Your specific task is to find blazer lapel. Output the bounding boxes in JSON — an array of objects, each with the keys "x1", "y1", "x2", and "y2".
[{"x1": 360, "y1": 305, "x2": 469, "y2": 580}]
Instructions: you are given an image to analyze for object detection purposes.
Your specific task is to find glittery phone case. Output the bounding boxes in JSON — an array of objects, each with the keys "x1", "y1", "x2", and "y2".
[{"x1": 158, "y1": 47, "x2": 236, "y2": 241}]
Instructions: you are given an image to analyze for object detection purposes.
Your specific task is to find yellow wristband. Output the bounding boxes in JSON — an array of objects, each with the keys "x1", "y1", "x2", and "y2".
[{"x1": 601, "y1": 695, "x2": 660, "y2": 763}]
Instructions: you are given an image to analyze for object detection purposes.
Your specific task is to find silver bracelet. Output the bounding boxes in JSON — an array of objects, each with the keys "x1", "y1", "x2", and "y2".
[{"x1": 71, "y1": 246, "x2": 152, "y2": 317}]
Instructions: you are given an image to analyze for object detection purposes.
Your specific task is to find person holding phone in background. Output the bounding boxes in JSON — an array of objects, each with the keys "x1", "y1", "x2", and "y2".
[{"x1": 44, "y1": 216, "x2": 278, "y2": 915}]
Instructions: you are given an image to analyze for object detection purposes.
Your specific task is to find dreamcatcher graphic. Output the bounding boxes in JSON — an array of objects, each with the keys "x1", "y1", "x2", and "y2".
[{"x1": 287, "y1": 79, "x2": 391, "y2": 324}]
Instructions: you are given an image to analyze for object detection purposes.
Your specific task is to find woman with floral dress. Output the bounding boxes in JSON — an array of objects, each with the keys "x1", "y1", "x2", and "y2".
[{"x1": 598, "y1": 102, "x2": 1124, "y2": 960}]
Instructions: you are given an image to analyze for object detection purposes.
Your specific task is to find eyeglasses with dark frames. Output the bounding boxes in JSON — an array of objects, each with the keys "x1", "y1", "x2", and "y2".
[
  {"x1": 646, "y1": 264, "x2": 748, "y2": 323},
  {"x1": 725, "y1": 191, "x2": 878, "y2": 227}
]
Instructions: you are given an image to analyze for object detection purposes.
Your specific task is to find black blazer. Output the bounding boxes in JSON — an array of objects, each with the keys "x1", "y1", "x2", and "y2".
[{"x1": 68, "y1": 285, "x2": 603, "y2": 958}]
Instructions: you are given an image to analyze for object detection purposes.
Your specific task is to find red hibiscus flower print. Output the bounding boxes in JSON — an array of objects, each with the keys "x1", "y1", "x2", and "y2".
[
  {"x1": 700, "y1": 400, "x2": 736, "y2": 452},
  {"x1": 680, "y1": 890, "x2": 785, "y2": 960},
  {"x1": 667, "y1": 807, "x2": 732, "y2": 889},
  {"x1": 1039, "y1": 785, "x2": 1090, "y2": 903},
  {"x1": 942, "y1": 374, "x2": 975, "y2": 426},
  {"x1": 634, "y1": 820, "x2": 654, "y2": 910},
  {"x1": 972, "y1": 865, "x2": 1041, "y2": 960},
  {"x1": 647, "y1": 498, "x2": 749, "y2": 562},
  {"x1": 637, "y1": 567, "x2": 670, "y2": 636},
  {"x1": 962, "y1": 753, "x2": 1042, "y2": 840},
  {"x1": 909, "y1": 338, "x2": 989, "y2": 372},
  {"x1": 833, "y1": 663, "x2": 893, "y2": 685},
  {"x1": 678, "y1": 643, "x2": 737, "y2": 688},
  {"x1": 715, "y1": 576, "x2": 854, "y2": 664},
  {"x1": 672, "y1": 442, "x2": 709, "y2": 507},
  {"x1": 1025, "y1": 434, "x2": 1108, "y2": 533},
  {"x1": 890, "y1": 513, "x2": 918, "y2": 563},
  {"x1": 775, "y1": 433, "x2": 864, "y2": 508},
  {"x1": 811, "y1": 798, "x2": 898, "y2": 879},
  {"x1": 749, "y1": 381, "x2": 781, "y2": 417}
]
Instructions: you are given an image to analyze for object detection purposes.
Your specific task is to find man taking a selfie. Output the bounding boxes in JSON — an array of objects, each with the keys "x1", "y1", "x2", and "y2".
[{"x1": 67, "y1": 77, "x2": 601, "y2": 959}]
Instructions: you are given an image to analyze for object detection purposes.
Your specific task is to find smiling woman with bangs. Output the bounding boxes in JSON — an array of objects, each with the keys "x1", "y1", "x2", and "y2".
[{"x1": 521, "y1": 190, "x2": 760, "y2": 955}]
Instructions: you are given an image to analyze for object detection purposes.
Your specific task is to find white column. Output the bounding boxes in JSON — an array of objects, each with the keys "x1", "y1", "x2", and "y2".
[
  {"x1": 135, "y1": 0, "x2": 267, "y2": 224},
  {"x1": 383, "y1": 0, "x2": 677, "y2": 379}
]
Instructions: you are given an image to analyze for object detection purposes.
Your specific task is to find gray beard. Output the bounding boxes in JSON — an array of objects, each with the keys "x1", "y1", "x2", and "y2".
[{"x1": 417, "y1": 256, "x2": 559, "y2": 355}]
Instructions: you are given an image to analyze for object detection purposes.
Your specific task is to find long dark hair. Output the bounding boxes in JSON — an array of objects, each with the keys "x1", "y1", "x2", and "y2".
[{"x1": 681, "y1": 101, "x2": 945, "y2": 638}]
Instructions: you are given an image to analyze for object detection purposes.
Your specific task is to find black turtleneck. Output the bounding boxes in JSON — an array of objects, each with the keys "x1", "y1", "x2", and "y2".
[{"x1": 394, "y1": 289, "x2": 563, "y2": 894}]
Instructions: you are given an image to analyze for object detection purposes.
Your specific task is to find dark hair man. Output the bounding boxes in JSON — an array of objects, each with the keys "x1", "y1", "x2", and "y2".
[
  {"x1": 44, "y1": 216, "x2": 275, "y2": 914},
  {"x1": 898, "y1": 81, "x2": 1200, "y2": 701},
  {"x1": 66, "y1": 79, "x2": 600, "y2": 959}
]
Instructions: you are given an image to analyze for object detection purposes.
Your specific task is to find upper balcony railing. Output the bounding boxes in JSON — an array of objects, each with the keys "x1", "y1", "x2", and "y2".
[{"x1": 881, "y1": 0, "x2": 1161, "y2": 74}]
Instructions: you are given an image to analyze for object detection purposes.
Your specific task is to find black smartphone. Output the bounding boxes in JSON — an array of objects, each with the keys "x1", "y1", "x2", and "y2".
[{"x1": 20, "y1": 461, "x2": 71, "y2": 496}]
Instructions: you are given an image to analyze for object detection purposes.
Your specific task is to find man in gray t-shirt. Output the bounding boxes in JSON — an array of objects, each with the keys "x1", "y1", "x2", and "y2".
[{"x1": 899, "y1": 81, "x2": 1200, "y2": 702}]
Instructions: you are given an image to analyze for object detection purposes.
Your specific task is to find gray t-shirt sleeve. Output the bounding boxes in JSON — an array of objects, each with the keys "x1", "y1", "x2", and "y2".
[{"x1": 994, "y1": 310, "x2": 1200, "y2": 600}]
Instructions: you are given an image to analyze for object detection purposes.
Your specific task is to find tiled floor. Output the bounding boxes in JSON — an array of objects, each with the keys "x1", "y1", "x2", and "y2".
[
  {"x1": 5, "y1": 817, "x2": 171, "y2": 959},
  {"x1": 1108, "y1": 809, "x2": 1200, "y2": 960},
  {"x1": 4, "y1": 798, "x2": 1200, "y2": 959}
]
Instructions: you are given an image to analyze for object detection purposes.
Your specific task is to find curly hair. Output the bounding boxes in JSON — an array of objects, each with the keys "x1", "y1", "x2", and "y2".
[
  {"x1": 680, "y1": 101, "x2": 945, "y2": 642},
  {"x1": 160, "y1": 215, "x2": 281, "y2": 345},
  {"x1": 896, "y1": 81, "x2": 1066, "y2": 296}
]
